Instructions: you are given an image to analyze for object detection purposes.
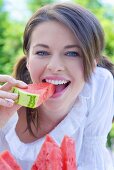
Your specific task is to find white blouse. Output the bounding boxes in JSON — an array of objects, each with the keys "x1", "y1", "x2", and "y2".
[{"x1": 0, "y1": 67, "x2": 114, "y2": 170}]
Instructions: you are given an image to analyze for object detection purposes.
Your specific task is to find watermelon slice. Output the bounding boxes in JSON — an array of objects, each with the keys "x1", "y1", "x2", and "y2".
[
  {"x1": 0, "y1": 150, "x2": 22, "y2": 170},
  {"x1": 45, "y1": 135, "x2": 63, "y2": 170},
  {"x1": 61, "y1": 136, "x2": 77, "y2": 170},
  {"x1": 0, "y1": 157, "x2": 12, "y2": 170},
  {"x1": 46, "y1": 144, "x2": 63, "y2": 170},
  {"x1": 31, "y1": 135, "x2": 77, "y2": 170},
  {"x1": 31, "y1": 135, "x2": 63, "y2": 170},
  {"x1": 31, "y1": 141, "x2": 51, "y2": 170},
  {"x1": 45, "y1": 134, "x2": 58, "y2": 147},
  {"x1": 12, "y1": 82, "x2": 55, "y2": 108}
]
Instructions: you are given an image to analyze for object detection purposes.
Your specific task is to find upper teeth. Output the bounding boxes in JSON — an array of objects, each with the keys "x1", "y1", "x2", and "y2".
[{"x1": 45, "y1": 79, "x2": 68, "y2": 85}]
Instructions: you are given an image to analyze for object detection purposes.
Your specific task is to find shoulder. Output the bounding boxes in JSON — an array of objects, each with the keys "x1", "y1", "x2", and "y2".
[
  {"x1": 80, "y1": 67, "x2": 113, "y2": 97},
  {"x1": 80, "y1": 67, "x2": 114, "y2": 108},
  {"x1": 91, "y1": 67, "x2": 113, "y2": 100},
  {"x1": 93, "y1": 67, "x2": 113, "y2": 81},
  {"x1": 89, "y1": 67, "x2": 113, "y2": 91},
  {"x1": 90, "y1": 67, "x2": 113, "y2": 93}
]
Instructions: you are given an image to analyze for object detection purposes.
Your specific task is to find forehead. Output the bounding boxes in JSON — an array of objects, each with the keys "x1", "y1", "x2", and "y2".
[{"x1": 30, "y1": 20, "x2": 79, "y2": 46}]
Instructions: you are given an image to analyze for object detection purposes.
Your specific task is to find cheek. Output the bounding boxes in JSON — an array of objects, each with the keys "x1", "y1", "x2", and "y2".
[
  {"x1": 71, "y1": 62, "x2": 85, "y2": 97},
  {"x1": 71, "y1": 59, "x2": 84, "y2": 81},
  {"x1": 27, "y1": 59, "x2": 45, "y2": 83}
]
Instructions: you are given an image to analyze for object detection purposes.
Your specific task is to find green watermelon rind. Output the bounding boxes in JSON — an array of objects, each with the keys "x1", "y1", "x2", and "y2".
[{"x1": 12, "y1": 87, "x2": 39, "y2": 108}]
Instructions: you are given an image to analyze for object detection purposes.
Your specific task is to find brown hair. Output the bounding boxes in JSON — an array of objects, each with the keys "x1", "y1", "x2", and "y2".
[{"x1": 13, "y1": 3, "x2": 114, "y2": 136}]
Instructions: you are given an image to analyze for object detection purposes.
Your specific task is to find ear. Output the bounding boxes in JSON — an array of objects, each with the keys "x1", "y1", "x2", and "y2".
[{"x1": 93, "y1": 58, "x2": 98, "y2": 68}]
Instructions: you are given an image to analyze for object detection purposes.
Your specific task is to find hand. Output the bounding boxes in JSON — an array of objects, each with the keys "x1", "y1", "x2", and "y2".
[{"x1": 0, "y1": 75, "x2": 28, "y2": 128}]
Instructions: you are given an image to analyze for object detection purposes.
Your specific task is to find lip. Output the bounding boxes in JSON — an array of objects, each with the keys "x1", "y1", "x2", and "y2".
[{"x1": 41, "y1": 75, "x2": 70, "y2": 82}]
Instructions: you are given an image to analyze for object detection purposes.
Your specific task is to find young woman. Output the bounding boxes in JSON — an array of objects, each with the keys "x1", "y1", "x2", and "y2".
[{"x1": 0, "y1": 3, "x2": 114, "y2": 170}]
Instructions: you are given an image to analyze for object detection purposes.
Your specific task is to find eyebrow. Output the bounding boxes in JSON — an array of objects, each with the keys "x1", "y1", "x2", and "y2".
[
  {"x1": 33, "y1": 44, "x2": 80, "y2": 49},
  {"x1": 33, "y1": 44, "x2": 49, "y2": 48},
  {"x1": 64, "y1": 45, "x2": 80, "y2": 49}
]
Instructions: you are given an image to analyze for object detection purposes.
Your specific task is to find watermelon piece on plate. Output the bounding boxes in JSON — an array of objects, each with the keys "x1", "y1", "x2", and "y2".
[
  {"x1": 0, "y1": 157, "x2": 12, "y2": 170},
  {"x1": 31, "y1": 141, "x2": 51, "y2": 170},
  {"x1": 12, "y1": 82, "x2": 55, "y2": 108},
  {"x1": 61, "y1": 136, "x2": 77, "y2": 170},
  {"x1": 45, "y1": 134, "x2": 63, "y2": 169},
  {"x1": 31, "y1": 135, "x2": 63, "y2": 170},
  {"x1": 31, "y1": 138, "x2": 50, "y2": 170},
  {"x1": 46, "y1": 144, "x2": 63, "y2": 170},
  {"x1": 45, "y1": 134, "x2": 58, "y2": 147},
  {"x1": 32, "y1": 135, "x2": 77, "y2": 170},
  {"x1": 0, "y1": 150, "x2": 22, "y2": 170}
]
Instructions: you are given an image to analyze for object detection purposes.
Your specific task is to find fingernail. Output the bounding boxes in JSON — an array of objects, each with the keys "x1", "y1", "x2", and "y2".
[{"x1": 18, "y1": 81, "x2": 28, "y2": 87}]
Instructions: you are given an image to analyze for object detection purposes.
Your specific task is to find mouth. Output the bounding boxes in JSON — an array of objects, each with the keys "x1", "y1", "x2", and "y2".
[{"x1": 42, "y1": 79, "x2": 71, "y2": 97}]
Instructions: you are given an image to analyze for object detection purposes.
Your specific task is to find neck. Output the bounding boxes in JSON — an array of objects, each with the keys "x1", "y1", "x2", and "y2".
[{"x1": 38, "y1": 107, "x2": 66, "y2": 133}]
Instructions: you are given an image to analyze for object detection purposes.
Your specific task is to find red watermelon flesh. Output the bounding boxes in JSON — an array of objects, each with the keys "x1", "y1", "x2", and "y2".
[
  {"x1": 31, "y1": 142, "x2": 52, "y2": 170},
  {"x1": 61, "y1": 136, "x2": 77, "y2": 170},
  {"x1": 31, "y1": 164, "x2": 37, "y2": 170},
  {"x1": 22, "y1": 83, "x2": 55, "y2": 94},
  {"x1": 46, "y1": 145, "x2": 63, "y2": 170},
  {"x1": 45, "y1": 134, "x2": 58, "y2": 147},
  {"x1": 31, "y1": 139, "x2": 49, "y2": 170},
  {"x1": 13, "y1": 82, "x2": 55, "y2": 108},
  {"x1": 12, "y1": 82, "x2": 55, "y2": 108},
  {"x1": 0, "y1": 157, "x2": 13, "y2": 170},
  {"x1": 20, "y1": 83, "x2": 55, "y2": 103},
  {"x1": 31, "y1": 135, "x2": 63, "y2": 170},
  {"x1": 31, "y1": 135, "x2": 77, "y2": 170},
  {"x1": 0, "y1": 150, "x2": 22, "y2": 170}
]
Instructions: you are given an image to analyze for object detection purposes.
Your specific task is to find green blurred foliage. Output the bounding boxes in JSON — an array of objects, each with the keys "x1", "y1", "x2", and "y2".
[
  {"x1": 27, "y1": 0, "x2": 54, "y2": 12},
  {"x1": 107, "y1": 123, "x2": 114, "y2": 149},
  {"x1": 1, "y1": 22, "x2": 24, "y2": 74},
  {"x1": 0, "y1": 0, "x2": 25, "y2": 74}
]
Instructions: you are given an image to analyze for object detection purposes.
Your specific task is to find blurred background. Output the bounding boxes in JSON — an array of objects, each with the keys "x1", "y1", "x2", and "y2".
[{"x1": 0, "y1": 0, "x2": 114, "y2": 157}]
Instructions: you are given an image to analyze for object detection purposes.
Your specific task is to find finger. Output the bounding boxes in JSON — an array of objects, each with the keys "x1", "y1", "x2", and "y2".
[
  {"x1": 0, "y1": 98, "x2": 14, "y2": 107},
  {"x1": 0, "y1": 75, "x2": 17, "y2": 84},
  {"x1": 0, "y1": 80, "x2": 28, "y2": 91},
  {"x1": 14, "y1": 80, "x2": 28, "y2": 88},
  {"x1": 0, "y1": 90, "x2": 18, "y2": 100}
]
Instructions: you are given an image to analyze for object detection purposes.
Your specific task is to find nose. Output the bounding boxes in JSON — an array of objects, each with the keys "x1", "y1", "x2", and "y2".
[{"x1": 46, "y1": 55, "x2": 65, "y2": 73}]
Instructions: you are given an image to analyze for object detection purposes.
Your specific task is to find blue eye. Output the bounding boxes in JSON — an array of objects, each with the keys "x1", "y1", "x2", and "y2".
[
  {"x1": 65, "y1": 51, "x2": 79, "y2": 57},
  {"x1": 35, "y1": 51, "x2": 49, "y2": 56}
]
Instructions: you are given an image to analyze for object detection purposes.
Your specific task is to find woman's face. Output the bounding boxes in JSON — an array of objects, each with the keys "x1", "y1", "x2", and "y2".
[{"x1": 27, "y1": 20, "x2": 85, "y2": 117}]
